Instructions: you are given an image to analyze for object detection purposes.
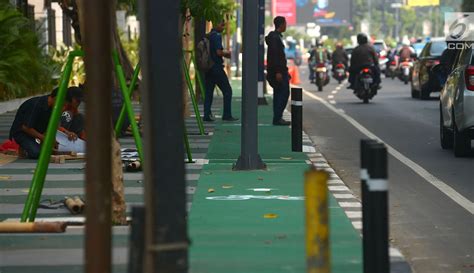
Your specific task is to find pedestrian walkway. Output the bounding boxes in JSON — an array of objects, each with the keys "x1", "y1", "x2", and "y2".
[{"x1": 189, "y1": 82, "x2": 363, "y2": 273}]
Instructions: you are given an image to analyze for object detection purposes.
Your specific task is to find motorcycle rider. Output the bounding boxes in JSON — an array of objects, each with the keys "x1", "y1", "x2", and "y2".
[
  {"x1": 332, "y1": 42, "x2": 349, "y2": 73},
  {"x1": 311, "y1": 40, "x2": 330, "y2": 65},
  {"x1": 397, "y1": 41, "x2": 415, "y2": 61},
  {"x1": 348, "y1": 33, "x2": 381, "y2": 90}
]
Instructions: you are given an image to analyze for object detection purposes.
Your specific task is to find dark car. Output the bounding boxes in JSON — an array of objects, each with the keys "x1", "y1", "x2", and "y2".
[{"x1": 411, "y1": 38, "x2": 447, "y2": 99}]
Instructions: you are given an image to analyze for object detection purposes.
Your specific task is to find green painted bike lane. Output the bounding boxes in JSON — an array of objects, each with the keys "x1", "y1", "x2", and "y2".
[{"x1": 189, "y1": 82, "x2": 362, "y2": 273}]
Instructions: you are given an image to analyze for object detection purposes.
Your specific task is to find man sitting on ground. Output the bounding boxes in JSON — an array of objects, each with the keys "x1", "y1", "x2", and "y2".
[
  {"x1": 59, "y1": 86, "x2": 86, "y2": 140},
  {"x1": 9, "y1": 89, "x2": 58, "y2": 159}
]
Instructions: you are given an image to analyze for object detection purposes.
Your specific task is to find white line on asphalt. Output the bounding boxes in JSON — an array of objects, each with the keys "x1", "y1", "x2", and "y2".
[
  {"x1": 328, "y1": 95, "x2": 334, "y2": 99},
  {"x1": 331, "y1": 90, "x2": 338, "y2": 94},
  {"x1": 339, "y1": 202, "x2": 362, "y2": 208},
  {"x1": 303, "y1": 89, "x2": 474, "y2": 215},
  {"x1": 329, "y1": 100, "x2": 336, "y2": 104}
]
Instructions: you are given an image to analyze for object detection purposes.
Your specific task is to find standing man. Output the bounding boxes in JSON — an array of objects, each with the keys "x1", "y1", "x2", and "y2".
[
  {"x1": 203, "y1": 21, "x2": 238, "y2": 122},
  {"x1": 9, "y1": 89, "x2": 58, "y2": 159},
  {"x1": 265, "y1": 16, "x2": 290, "y2": 126}
]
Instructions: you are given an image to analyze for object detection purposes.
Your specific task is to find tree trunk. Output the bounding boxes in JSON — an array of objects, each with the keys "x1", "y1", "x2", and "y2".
[{"x1": 69, "y1": 0, "x2": 127, "y2": 224}]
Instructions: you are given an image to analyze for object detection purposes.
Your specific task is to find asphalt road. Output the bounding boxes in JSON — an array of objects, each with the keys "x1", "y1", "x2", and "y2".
[{"x1": 299, "y1": 68, "x2": 474, "y2": 273}]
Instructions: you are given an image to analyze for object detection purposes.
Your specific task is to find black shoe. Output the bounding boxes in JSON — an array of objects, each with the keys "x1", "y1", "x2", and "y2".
[
  {"x1": 347, "y1": 84, "x2": 354, "y2": 90},
  {"x1": 273, "y1": 119, "x2": 291, "y2": 126},
  {"x1": 222, "y1": 117, "x2": 239, "y2": 122},
  {"x1": 203, "y1": 116, "x2": 215, "y2": 122}
]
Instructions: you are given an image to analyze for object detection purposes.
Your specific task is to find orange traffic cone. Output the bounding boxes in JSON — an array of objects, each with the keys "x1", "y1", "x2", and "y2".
[{"x1": 289, "y1": 63, "x2": 301, "y2": 85}]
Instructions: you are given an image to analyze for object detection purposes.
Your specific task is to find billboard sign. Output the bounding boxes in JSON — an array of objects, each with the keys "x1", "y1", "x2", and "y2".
[
  {"x1": 296, "y1": 0, "x2": 351, "y2": 26},
  {"x1": 272, "y1": 0, "x2": 351, "y2": 26},
  {"x1": 272, "y1": 0, "x2": 297, "y2": 25},
  {"x1": 407, "y1": 0, "x2": 440, "y2": 7}
]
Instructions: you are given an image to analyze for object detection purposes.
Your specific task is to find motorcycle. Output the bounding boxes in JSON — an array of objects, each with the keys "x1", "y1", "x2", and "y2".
[
  {"x1": 385, "y1": 56, "x2": 399, "y2": 79},
  {"x1": 333, "y1": 63, "x2": 347, "y2": 84},
  {"x1": 354, "y1": 67, "x2": 378, "y2": 103},
  {"x1": 314, "y1": 63, "x2": 330, "y2": 92},
  {"x1": 398, "y1": 58, "x2": 413, "y2": 84}
]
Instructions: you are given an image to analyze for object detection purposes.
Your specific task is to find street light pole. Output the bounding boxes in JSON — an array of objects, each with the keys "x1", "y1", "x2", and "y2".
[
  {"x1": 234, "y1": 0, "x2": 265, "y2": 170},
  {"x1": 139, "y1": 0, "x2": 188, "y2": 272}
]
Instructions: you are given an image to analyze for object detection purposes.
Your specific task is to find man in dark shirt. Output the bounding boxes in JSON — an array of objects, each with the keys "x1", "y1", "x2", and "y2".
[
  {"x1": 9, "y1": 89, "x2": 58, "y2": 159},
  {"x1": 332, "y1": 42, "x2": 349, "y2": 71},
  {"x1": 203, "y1": 21, "x2": 238, "y2": 122},
  {"x1": 348, "y1": 33, "x2": 381, "y2": 89},
  {"x1": 265, "y1": 16, "x2": 291, "y2": 126}
]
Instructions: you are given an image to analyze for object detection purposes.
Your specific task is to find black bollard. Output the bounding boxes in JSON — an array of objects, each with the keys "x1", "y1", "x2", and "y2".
[
  {"x1": 291, "y1": 87, "x2": 303, "y2": 152},
  {"x1": 360, "y1": 139, "x2": 379, "y2": 273},
  {"x1": 128, "y1": 206, "x2": 145, "y2": 273},
  {"x1": 367, "y1": 144, "x2": 389, "y2": 273}
]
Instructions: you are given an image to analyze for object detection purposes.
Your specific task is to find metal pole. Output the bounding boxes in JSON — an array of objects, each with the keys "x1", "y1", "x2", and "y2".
[
  {"x1": 182, "y1": 58, "x2": 205, "y2": 135},
  {"x1": 139, "y1": 0, "x2": 188, "y2": 271},
  {"x1": 113, "y1": 53, "x2": 144, "y2": 163},
  {"x1": 360, "y1": 139, "x2": 379, "y2": 273},
  {"x1": 129, "y1": 206, "x2": 146, "y2": 273},
  {"x1": 367, "y1": 144, "x2": 389, "y2": 273},
  {"x1": 114, "y1": 62, "x2": 141, "y2": 136},
  {"x1": 82, "y1": 0, "x2": 113, "y2": 272},
  {"x1": 305, "y1": 169, "x2": 330, "y2": 273},
  {"x1": 20, "y1": 51, "x2": 79, "y2": 222},
  {"x1": 234, "y1": 0, "x2": 265, "y2": 170},
  {"x1": 257, "y1": 0, "x2": 267, "y2": 105},
  {"x1": 291, "y1": 88, "x2": 302, "y2": 152}
]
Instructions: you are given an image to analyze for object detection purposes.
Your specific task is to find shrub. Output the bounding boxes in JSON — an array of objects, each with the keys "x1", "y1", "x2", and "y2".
[{"x1": 0, "y1": 1, "x2": 59, "y2": 101}]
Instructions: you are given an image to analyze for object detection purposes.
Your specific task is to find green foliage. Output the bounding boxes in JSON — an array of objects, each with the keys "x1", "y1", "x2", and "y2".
[
  {"x1": 120, "y1": 35, "x2": 140, "y2": 68},
  {"x1": 0, "y1": 1, "x2": 59, "y2": 101},
  {"x1": 182, "y1": 0, "x2": 237, "y2": 25},
  {"x1": 49, "y1": 45, "x2": 85, "y2": 86}
]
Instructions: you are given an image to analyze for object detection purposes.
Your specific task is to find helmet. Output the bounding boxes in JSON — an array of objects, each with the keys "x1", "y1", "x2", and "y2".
[{"x1": 357, "y1": 33, "x2": 368, "y2": 45}]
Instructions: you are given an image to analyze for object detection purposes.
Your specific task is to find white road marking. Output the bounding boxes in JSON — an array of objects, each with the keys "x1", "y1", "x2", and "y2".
[
  {"x1": 339, "y1": 202, "x2": 362, "y2": 208},
  {"x1": 303, "y1": 90, "x2": 474, "y2": 215},
  {"x1": 345, "y1": 211, "x2": 362, "y2": 218},
  {"x1": 329, "y1": 100, "x2": 336, "y2": 104},
  {"x1": 328, "y1": 186, "x2": 350, "y2": 191},
  {"x1": 328, "y1": 95, "x2": 334, "y2": 99},
  {"x1": 352, "y1": 221, "x2": 363, "y2": 229},
  {"x1": 331, "y1": 90, "x2": 338, "y2": 94},
  {"x1": 303, "y1": 145, "x2": 317, "y2": 153},
  {"x1": 333, "y1": 193, "x2": 356, "y2": 199}
]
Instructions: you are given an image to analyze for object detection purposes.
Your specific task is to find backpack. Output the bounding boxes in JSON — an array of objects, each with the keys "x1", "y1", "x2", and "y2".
[{"x1": 196, "y1": 34, "x2": 214, "y2": 72}]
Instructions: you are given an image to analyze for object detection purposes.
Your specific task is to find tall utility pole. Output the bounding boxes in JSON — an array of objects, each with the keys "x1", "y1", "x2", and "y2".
[
  {"x1": 82, "y1": 0, "x2": 113, "y2": 272},
  {"x1": 257, "y1": 0, "x2": 267, "y2": 105},
  {"x1": 140, "y1": 0, "x2": 188, "y2": 272},
  {"x1": 235, "y1": 0, "x2": 266, "y2": 170}
]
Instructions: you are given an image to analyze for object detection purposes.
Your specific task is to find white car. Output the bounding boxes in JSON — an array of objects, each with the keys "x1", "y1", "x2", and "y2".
[{"x1": 440, "y1": 45, "x2": 474, "y2": 157}]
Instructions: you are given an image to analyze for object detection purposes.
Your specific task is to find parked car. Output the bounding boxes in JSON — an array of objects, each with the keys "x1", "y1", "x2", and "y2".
[
  {"x1": 440, "y1": 45, "x2": 474, "y2": 157},
  {"x1": 411, "y1": 38, "x2": 447, "y2": 99}
]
